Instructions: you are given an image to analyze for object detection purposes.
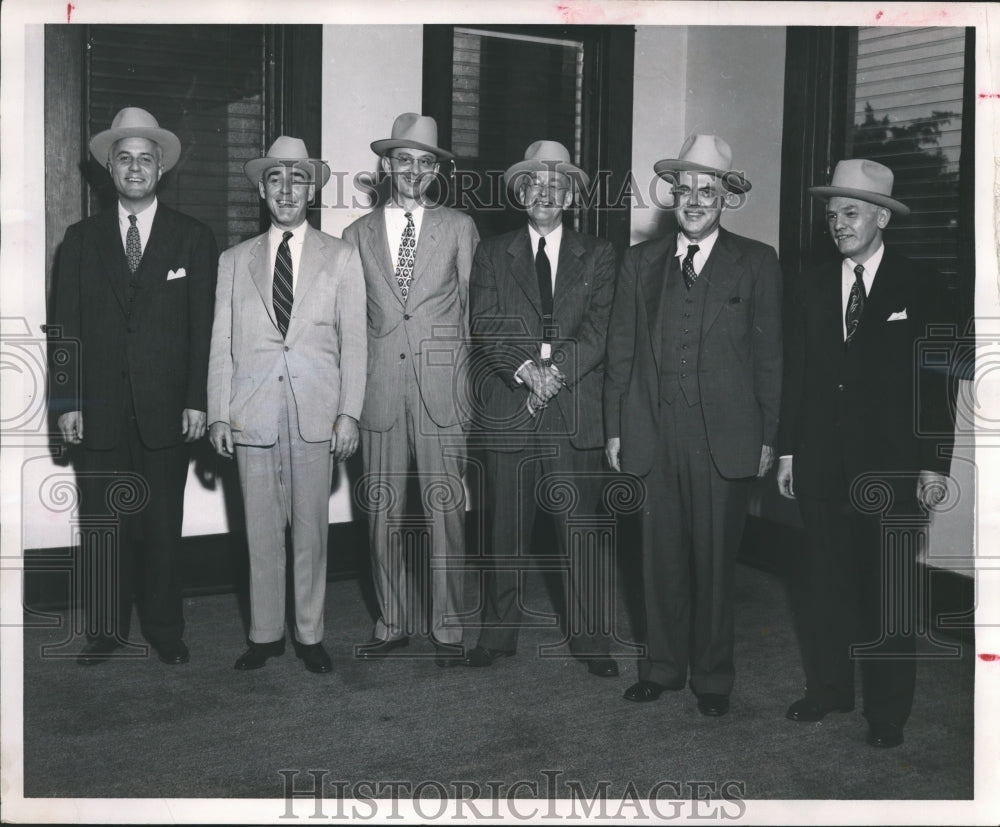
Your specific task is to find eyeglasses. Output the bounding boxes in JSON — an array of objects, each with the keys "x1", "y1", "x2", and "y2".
[
  {"x1": 523, "y1": 178, "x2": 569, "y2": 195},
  {"x1": 671, "y1": 185, "x2": 722, "y2": 204},
  {"x1": 389, "y1": 153, "x2": 438, "y2": 172}
]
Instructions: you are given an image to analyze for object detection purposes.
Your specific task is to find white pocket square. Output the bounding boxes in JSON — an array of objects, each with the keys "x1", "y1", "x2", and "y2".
[
  {"x1": 887, "y1": 309, "x2": 907, "y2": 321},
  {"x1": 167, "y1": 268, "x2": 187, "y2": 280}
]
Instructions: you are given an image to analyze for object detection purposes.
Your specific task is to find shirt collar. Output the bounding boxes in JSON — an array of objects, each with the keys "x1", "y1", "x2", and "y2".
[
  {"x1": 118, "y1": 197, "x2": 157, "y2": 224},
  {"x1": 269, "y1": 221, "x2": 307, "y2": 246},
  {"x1": 528, "y1": 222, "x2": 563, "y2": 251},
  {"x1": 676, "y1": 227, "x2": 719, "y2": 259},
  {"x1": 845, "y1": 243, "x2": 885, "y2": 277}
]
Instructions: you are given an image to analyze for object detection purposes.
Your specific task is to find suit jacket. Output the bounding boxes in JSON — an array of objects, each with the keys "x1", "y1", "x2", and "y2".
[
  {"x1": 777, "y1": 249, "x2": 955, "y2": 500},
  {"x1": 469, "y1": 225, "x2": 617, "y2": 450},
  {"x1": 50, "y1": 204, "x2": 218, "y2": 450},
  {"x1": 207, "y1": 225, "x2": 367, "y2": 445},
  {"x1": 604, "y1": 227, "x2": 783, "y2": 479},
  {"x1": 342, "y1": 205, "x2": 479, "y2": 431}
]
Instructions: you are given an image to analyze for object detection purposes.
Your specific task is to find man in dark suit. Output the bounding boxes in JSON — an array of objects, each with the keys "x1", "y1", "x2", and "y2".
[
  {"x1": 604, "y1": 135, "x2": 782, "y2": 716},
  {"x1": 463, "y1": 140, "x2": 619, "y2": 678},
  {"x1": 343, "y1": 114, "x2": 479, "y2": 666},
  {"x1": 50, "y1": 107, "x2": 218, "y2": 665},
  {"x1": 208, "y1": 137, "x2": 367, "y2": 674},
  {"x1": 776, "y1": 159, "x2": 955, "y2": 748}
]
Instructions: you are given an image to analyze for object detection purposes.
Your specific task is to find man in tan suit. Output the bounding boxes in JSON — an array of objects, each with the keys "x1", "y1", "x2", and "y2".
[
  {"x1": 343, "y1": 113, "x2": 479, "y2": 665},
  {"x1": 208, "y1": 137, "x2": 367, "y2": 674}
]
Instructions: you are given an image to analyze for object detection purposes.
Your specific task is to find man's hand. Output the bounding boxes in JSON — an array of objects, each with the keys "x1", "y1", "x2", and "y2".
[
  {"x1": 182, "y1": 409, "x2": 207, "y2": 442},
  {"x1": 757, "y1": 444, "x2": 775, "y2": 478},
  {"x1": 518, "y1": 361, "x2": 562, "y2": 402},
  {"x1": 527, "y1": 391, "x2": 548, "y2": 416},
  {"x1": 917, "y1": 469, "x2": 949, "y2": 512},
  {"x1": 332, "y1": 414, "x2": 360, "y2": 462},
  {"x1": 208, "y1": 421, "x2": 234, "y2": 459},
  {"x1": 776, "y1": 456, "x2": 794, "y2": 499},
  {"x1": 57, "y1": 411, "x2": 83, "y2": 445},
  {"x1": 605, "y1": 437, "x2": 622, "y2": 472}
]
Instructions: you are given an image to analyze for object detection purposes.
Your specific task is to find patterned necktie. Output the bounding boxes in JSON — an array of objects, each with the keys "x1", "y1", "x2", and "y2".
[
  {"x1": 272, "y1": 231, "x2": 294, "y2": 338},
  {"x1": 682, "y1": 244, "x2": 700, "y2": 290},
  {"x1": 845, "y1": 263, "x2": 866, "y2": 345},
  {"x1": 126, "y1": 214, "x2": 142, "y2": 273},
  {"x1": 535, "y1": 236, "x2": 554, "y2": 361},
  {"x1": 395, "y1": 211, "x2": 416, "y2": 300}
]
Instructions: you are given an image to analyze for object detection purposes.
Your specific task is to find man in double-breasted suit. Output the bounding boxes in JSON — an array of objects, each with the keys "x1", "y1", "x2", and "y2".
[
  {"x1": 777, "y1": 159, "x2": 955, "y2": 748},
  {"x1": 463, "y1": 141, "x2": 619, "y2": 678},
  {"x1": 604, "y1": 135, "x2": 782, "y2": 716},
  {"x1": 51, "y1": 107, "x2": 218, "y2": 666},
  {"x1": 343, "y1": 114, "x2": 479, "y2": 665},
  {"x1": 208, "y1": 137, "x2": 367, "y2": 674}
]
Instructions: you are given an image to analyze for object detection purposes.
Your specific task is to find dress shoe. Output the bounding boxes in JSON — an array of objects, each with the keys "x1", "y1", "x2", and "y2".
[
  {"x1": 696, "y1": 693, "x2": 730, "y2": 717},
  {"x1": 586, "y1": 658, "x2": 620, "y2": 678},
  {"x1": 622, "y1": 679, "x2": 684, "y2": 701},
  {"x1": 76, "y1": 637, "x2": 123, "y2": 666},
  {"x1": 234, "y1": 639, "x2": 285, "y2": 670},
  {"x1": 355, "y1": 637, "x2": 409, "y2": 659},
  {"x1": 296, "y1": 642, "x2": 332, "y2": 674},
  {"x1": 463, "y1": 646, "x2": 515, "y2": 667},
  {"x1": 786, "y1": 696, "x2": 854, "y2": 722},
  {"x1": 156, "y1": 640, "x2": 190, "y2": 665},
  {"x1": 866, "y1": 722, "x2": 904, "y2": 748},
  {"x1": 433, "y1": 641, "x2": 464, "y2": 668}
]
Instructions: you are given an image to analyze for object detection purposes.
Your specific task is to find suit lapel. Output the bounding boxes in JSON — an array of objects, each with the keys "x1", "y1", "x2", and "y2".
[
  {"x1": 133, "y1": 206, "x2": 174, "y2": 292},
  {"x1": 292, "y1": 226, "x2": 323, "y2": 312},
  {"x1": 248, "y1": 232, "x2": 278, "y2": 330},
  {"x1": 96, "y1": 210, "x2": 129, "y2": 315},
  {"x1": 507, "y1": 229, "x2": 541, "y2": 314},
  {"x1": 642, "y1": 236, "x2": 673, "y2": 372},
  {"x1": 700, "y1": 229, "x2": 742, "y2": 334},
  {"x1": 553, "y1": 229, "x2": 584, "y2": 306},
  {"x1": 855, "y1": 251, "x2": 902, "y2": 344},
  {"x1": 365, "y1": 207, "x2": 402, "y2": 305}
]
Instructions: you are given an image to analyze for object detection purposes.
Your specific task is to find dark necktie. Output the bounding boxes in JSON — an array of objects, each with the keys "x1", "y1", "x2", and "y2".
[
  {"x1": 845, "y1": 263, "x2": 866, "y2": 345},
  {"x1": 536, "y1": 236, "x2": 554, "y2": 361},
  {"x1": 682, "y1": 243, "x2": 700, "y2": 290},
  {"x1": 395, "y1": 212, "x2": 416, "y2": 300},
  {"x1": 126, "y1": 214, "x2": 142, "y2": 273},
  {"x1": 273, "y1": 231, "x2": 294, "y2": 338}
]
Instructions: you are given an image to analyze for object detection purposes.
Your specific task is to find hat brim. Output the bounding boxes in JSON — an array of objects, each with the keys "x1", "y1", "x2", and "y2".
[
  {"x1": 370, "y1": 138, "x2": 455, "y2": 162},
  {"x1": 653, "y1": 159, "x2": 752, "y2": 193},
  {"x1": 89, "y1": 127, "x2": 182, "y2": 173},
  {"x1": 808, "y1": 185, "x2": 910, "y2": 216},
  {"x1": 244, "y1": 158, "x2": 332, "y2": 189},
  {"x1": 503, "y1": 159, "x2": 590, "y2": 191}
]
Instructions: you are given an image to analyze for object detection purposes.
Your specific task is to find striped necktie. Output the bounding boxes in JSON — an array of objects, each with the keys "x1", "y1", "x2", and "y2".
[
  {"x1": 845, "y1": 263, "x2": 866, "y2": 345},
  {"x1": 273, "y1": 231, "x2": 294, "y2": 338}
]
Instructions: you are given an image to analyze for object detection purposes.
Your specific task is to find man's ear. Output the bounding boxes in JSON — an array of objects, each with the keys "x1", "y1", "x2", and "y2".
[
  {"x1": 561, "y1": 187, "x2": 575, "y2": 210},
  {"x1": 258, "y1": 180, "x2": 266, "y2": 200},
  {"x1": 876, "y1": 207, "x2": 891, "y2": 229},
  {"x1": 380, "y1": 156, "x2": 392, "y2": 176}
]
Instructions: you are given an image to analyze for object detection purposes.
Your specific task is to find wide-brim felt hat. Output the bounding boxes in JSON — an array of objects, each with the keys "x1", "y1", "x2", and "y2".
[
  {"x1": 504, "y1": 140, "x2": 590, "y2": 190},
  {"x1": 653, "y1": 133, "x2": 751, "y2": 193},
  {"x1": 89, "y1": 107, "x2": 182, "y2": 172},
  {"x1": 370, "y1": 113, "x2": 454, "y2": 161},
  {"x1": 244, "y1": 136, "x2": 331, "y2": 188},
  {"x1": 809, "y1": 158, "x2": 910, "y2": 215}
]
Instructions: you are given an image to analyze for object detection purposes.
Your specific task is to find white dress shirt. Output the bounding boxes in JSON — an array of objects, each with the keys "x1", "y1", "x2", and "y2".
[
  {"x1": 117, "y1": 198, "x2": 157, "y2": 255},
  {"x1": 385, "y1": 203, "x2": 425, "y2": 266},
  {"x1": 268, "y1": 222, "x2": 307, "y2": 293},
  {"x1": 841, "y1": 243, "x2": 883, "y2": 341},
  {"x1": 675, "y1": 227, "x2": 719, "y2": 276}
]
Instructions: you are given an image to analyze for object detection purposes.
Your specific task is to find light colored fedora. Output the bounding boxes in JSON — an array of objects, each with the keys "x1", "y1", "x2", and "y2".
[
  {"x1": 244, "y1": 136, "x2": 331, "y2": 188},
  {"x1": 504, "y1": 140, "x2": 589, "y2": 191},
  {"x1": 653, "y1": 133, "x2": 751, "y2": 193},
  {"x1": 370, "y1": 113, "x2": 454, "y2": 161},
  {"x1": 89, "y1": 107, "x2": 182, "y2": 172},
  {"x1": 809, "y1": 159, "x2": 910, "y2": 215}
]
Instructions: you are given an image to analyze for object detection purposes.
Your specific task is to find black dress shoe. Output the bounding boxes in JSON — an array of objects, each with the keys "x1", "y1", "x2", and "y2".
[
  {"x1": 866, "y1": 722, "x2": 904, "y2": 748},
  {"x1": 586, "y1": 658, "x2": 619, "y2": 677},
  {"x1": 696, "y1": 693, "x2": 730, "y2": 717},
  {"x1": 76, "y1": 638, "x2": 123, "y2": 666},
  {"x1": 463, "y1": 646, "x2": 515, "y2": 667},
  {"x1": 297, "y1": 642, "x2": 332, "y2": 674},
  {"x1": 433, "y1": 641, "x2": 464, "y2": 668},
  {"x1": 355, "y1": 637, "x2": 409, "y2": 659},
  {"x1": 234, "y1": 639, "x2": 285, "y2": 670},
  {"x1": 786, "y1": 696, "x2": 854, "y2": 722},
  {"x1": 623, "y1": 679, "x2": 684, "y2": 701},
  {"x1": 156, "y1": 640, "x2": 190, "y2": 665}
]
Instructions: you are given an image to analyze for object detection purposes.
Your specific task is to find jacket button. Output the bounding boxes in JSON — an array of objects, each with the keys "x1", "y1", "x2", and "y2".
[
  {"x1": 127, "y1": 327, "x2": 134, "y2": 334},
  {"x1": 278, "y1": 376, "x2": 284, "y2": 382},
  {"x1": 284, "y1": 346, "x2": 290, "y2": 352},
  {"x1": 837, "y1": 383, "x2": 845, "y2": 391},
  {"x1": 400, "y1": 353, "x2": 406, "y2": 360},
  {"x1": 403, "y1": 314, "x2": 410, "y2": 321}
]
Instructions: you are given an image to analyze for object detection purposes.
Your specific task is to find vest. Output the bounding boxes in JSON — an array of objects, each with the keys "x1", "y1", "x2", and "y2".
[{"x1": 659, "y1": 247, "x2": 712, "y2": 406}]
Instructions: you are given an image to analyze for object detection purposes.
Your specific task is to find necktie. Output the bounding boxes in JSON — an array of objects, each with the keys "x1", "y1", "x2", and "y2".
[
  {"x1": 395, "y1": 212, "x2": 416, "y2": 300},
  {"x1": 536, "y1": 236, "x2": 554, "y2": 362},
  {"x1": 126, "y1": 214, "x2": 142, "y2": 273},
  {"x1": 682, "y1": 244, "x2": 700, "y2": 290},
  {"x1": 273, "y1": 231, "x2": 294, "y2": 338},
  {"x1": 845, "y1": 263, "x2": 866, "y2": 345}
]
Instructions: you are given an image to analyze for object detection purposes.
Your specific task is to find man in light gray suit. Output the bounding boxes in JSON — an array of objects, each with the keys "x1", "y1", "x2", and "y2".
[
  {"x1": 343, "y1": 113, "x2": 479, "y2": 666},
  {"x1": 208, "y1": 137, "x2": 367, "y2": 674}
]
